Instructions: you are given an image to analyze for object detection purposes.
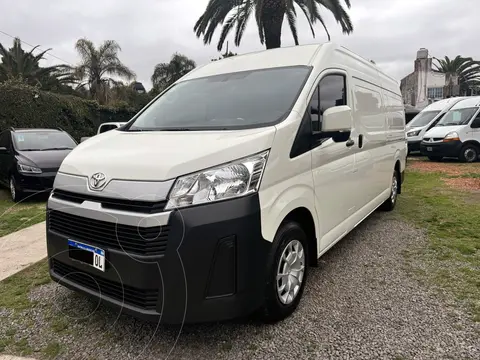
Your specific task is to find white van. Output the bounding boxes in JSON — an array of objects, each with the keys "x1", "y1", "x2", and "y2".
[
  {"x1": 80, "y1": 122, "x2": 128, "y2": 143},
  {"x1": 406, "y1": 97, "x2": 465, "y2": 153},
  {"x1": 46, "y1": 43, "x2": 407, "y2": 324},
  {"x1": 420, "y1": 96, "x2": 480, "y2": 162}
]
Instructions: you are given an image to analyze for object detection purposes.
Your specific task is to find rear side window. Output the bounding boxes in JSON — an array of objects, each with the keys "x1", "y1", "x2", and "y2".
[{"x1": 309, "y1": 75, "x2": 346, "y2": 133}]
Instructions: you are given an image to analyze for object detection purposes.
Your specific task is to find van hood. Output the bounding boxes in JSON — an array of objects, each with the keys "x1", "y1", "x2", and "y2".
[
  {"x1": 60, "y1": 128, "x2": 276, "y2": 181},
  {"x1": 406, "y1": 125, "x2": 424, "y2": 133},
  {"x1": 424, "y1": 125, "x2": 463, "y2": 138},
  {"x1": 17, "y1": 149, "x2": 72, "y2": 170}
]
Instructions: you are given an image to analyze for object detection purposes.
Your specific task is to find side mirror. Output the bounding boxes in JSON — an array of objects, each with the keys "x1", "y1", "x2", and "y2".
[
  {"x1": 318, "y1": 105, "x2": 352, "y2": 142},
  {"x1": 0, "y1": 146, "x2": 8, "y2": 154}
]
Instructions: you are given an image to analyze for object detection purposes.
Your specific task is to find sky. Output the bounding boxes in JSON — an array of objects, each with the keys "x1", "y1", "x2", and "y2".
[{"x1": 1, "y1": 0, "x2": 478, "y2": 90}]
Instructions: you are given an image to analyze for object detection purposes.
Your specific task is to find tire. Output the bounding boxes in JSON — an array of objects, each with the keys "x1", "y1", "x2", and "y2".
[
  {"x1": 459, "y1": 144, "x2": 479, "y2": 163},
  {"x1": 10, "y1": 176, "x2": 23, "y2": 203},
  {"x1": 259, "y1": 221, "x2": 309, "y2": 323},
  {"x1": 380, "y1": 169, "x2": 399, "y2": 212},
  {"x1": 427, "y1": 156, "x2": 443, "y2": 161}
]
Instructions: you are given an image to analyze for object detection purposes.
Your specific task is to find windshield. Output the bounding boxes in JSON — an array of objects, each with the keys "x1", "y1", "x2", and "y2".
[
  {"x1": 437, "y1": 107, "x2": 479, "y2": 126},
  {"x1": 13, "y1": 131, "x2": 77, "y2": 151},
  {"x1": 127, "y1": 66, "x2": 311, "y2": 131},
  {"x1": 408, "y1": 110, "x2": 440, "y2": 127}
]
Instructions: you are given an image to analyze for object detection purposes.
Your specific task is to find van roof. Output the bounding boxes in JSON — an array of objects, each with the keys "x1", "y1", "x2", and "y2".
[
  {"x1": 182, "y1": 42, "x2": 395, "y2": 84},
  {"x1": 422, "y1": 97, "x2": 466, "y2": 111},
  {"x1": 451, "y1": 96, "x2": 480, "y2": 110}
]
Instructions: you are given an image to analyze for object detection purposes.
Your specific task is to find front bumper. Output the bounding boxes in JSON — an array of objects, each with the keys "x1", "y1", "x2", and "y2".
[
  {"x1": 420, "y1": 140, "x2": 462, "y2": 158},
  {"x1": 47, "y1": 194, "x2": 271, "y2": 324},
  {"x1": 15, "y1": 171, "x2": 57, "y2": 193},
  {"x1": 407, "y1": 140, "x2": 421, "y2": 153}
]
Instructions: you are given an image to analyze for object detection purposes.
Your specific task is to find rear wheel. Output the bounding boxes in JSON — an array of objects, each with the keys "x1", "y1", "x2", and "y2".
[
  {"x1": 427, "y1": 156, "x2": 443, "y2": 161},
  {"x1": 380, "y1": 169, "x2": 399, "y2": 211},
  {"x1": 259, "y1": 221, "x2": 308, "y2": 323},
  {"x1": 459, "y1": 144, "x2": 479, "y2": 163}
]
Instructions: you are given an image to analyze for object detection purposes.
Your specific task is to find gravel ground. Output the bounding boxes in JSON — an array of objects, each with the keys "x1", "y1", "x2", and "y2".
[{"x1": 1, "y1": 212, "x2": 479, "y2": 360}]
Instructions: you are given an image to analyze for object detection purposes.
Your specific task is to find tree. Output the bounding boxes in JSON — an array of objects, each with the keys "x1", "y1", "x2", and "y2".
[
  {"x1": 433, "y1": 56, "x2": 480, "y2": 95},
  {"x1": 73, "y1": 38, "x2": 135, "y2": 104},
  {"x1": 151, "y1": 53, "x2": 196, "y2": 92},
  {"x1": 0, "y1": 37, "x2": 74, "y2": 88},
  {"x1": 194, "y1": 0, "x2": 353, "y2": 51},
  {"x1": 211, "y1": 41, "x2": 238, "y2": 61}
]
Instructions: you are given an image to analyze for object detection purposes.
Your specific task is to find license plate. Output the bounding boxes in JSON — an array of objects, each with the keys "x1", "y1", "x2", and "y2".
[
  {"x1": 427, "y1": 147, "x2": 433, "y2": 151},
  {"x1": 68, "y1": 240, "x2": 105, "y2": 272}
]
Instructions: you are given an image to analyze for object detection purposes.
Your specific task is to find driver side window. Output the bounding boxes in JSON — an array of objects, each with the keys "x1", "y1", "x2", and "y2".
[
  {"x1": 309, "y1": 74, "x2": 346, "y2": 133},
  {"x1": 471, "y1": 112, "x2": 480, "y2": 128}
]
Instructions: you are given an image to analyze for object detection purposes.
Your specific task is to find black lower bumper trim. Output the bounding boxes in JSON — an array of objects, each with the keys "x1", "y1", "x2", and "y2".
[
  {"x1": 407, "y1": 140, "x2": 421, "y2": 152},
  {"x1": 420, "y1": 140, "x2": 462, "y2": 158},
  {"x1": 47, "y1": 194, "x2": 271, "y2": 324}
]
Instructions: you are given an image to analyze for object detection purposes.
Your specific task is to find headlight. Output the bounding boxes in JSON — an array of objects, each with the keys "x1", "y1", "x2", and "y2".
[
  {"x1": 407, "y1": 130, "x2": 421, "y2": 137},
  {"x1": 165, "y1": 150, "x2": 269, "y2": 210},
  {"x1": 17, "y1": 163, "x2": 42, "y2": 174},
  {"x1": 443, "y1": 132, "x2": 460, "y2": 142}
]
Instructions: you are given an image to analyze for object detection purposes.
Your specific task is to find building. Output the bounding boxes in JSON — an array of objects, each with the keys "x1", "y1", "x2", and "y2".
[
  {"x1": 131, "y1": 81, "x2": 146, "y2": 94},
  {"x1": 400, "y1": 48, "x2": 459, "y2": 110}
]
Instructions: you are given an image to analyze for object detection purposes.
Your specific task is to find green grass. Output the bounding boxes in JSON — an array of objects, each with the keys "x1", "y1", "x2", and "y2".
[
  {"x1": 0, "y1": 259, "x2": 50, "y2": 310},
  {"x1": 42, "y1": 341, "x2": 62, "y2": 359},
  {"x1": 397, "y1": 167, "x2": 480, "y2": 321},
  {"x1": 0, "y1": 189, "x2": 47, "y2": 237}
]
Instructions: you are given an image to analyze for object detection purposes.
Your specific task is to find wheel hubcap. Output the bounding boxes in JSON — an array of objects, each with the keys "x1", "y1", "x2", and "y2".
[
  {"x1": 10, "y1": 179, "x2": 15, "y2": 200},
  {"x1": 464, "y1": 148, "x2": 477, "y2": 162},
  {"x1": 391, "y1": 174, "x2": 398, "y2": 204},
  {"x1": 277, "y1": 240, "x2": 305, "y2": 305}
]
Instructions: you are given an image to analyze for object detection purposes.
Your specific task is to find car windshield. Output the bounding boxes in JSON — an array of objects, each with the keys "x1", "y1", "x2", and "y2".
[
  {"x1": 437, "y1": 107, "x2": 478, "y2": 126},
  {"x1": 126, "y1": 66, "x2": 311, "y2": 131},
  {"x1": 409, "y1": 110, "x2": 440, "y2": 127},
  {"x1": 13, "y1": 131, "x2": 77, "y2": 151}
]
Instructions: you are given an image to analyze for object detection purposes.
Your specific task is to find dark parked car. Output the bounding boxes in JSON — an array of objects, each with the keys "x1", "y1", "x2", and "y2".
[{"x1": 0, "y1": 128, "x2": 77, "y2": 202}]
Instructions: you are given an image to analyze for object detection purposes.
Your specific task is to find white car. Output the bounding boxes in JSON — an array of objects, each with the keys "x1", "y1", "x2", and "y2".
[
  {"x1": 80, "y1": 122, "x2": 127, "y2": 143},
  {"x1": 421, "y1": 96, "x2": 480, "y2": 162},
  {"x1": 406, "y1": 97, "x2": 465, "y2": 154},
  {"x1": 46, "y1": 43, "x2": 407, "y2": 324}
]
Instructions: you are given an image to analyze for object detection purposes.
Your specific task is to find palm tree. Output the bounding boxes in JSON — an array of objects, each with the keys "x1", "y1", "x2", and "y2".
[
  {"x1": 151, "y1": 53, "x2": 196, "y2": 92},
  {"x1": 0, "y1": 37, "x2": 74, "y2": 87},
  {"x1": 433, "y1": 56, "x2": 480, "y2": 95},
  {"x1": 73, "y1": 38, "x2": 135, "y2": 104},
  {"x1": 194, "y1": 0, "x2": 353, "y2": 51}
]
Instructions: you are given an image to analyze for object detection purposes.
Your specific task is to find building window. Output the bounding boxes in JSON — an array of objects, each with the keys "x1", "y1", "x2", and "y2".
[{"x1": 428, "y1": 87, "x2": 443, "y2": 99}]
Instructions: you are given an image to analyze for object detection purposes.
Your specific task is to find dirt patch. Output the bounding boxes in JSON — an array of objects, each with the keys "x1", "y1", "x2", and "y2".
[
  {"x1": 443, "y1": 177, "x2": 480, "y2": 191},
  {"x1": 409, "y1": 160, "x2": 480, "y2": 176}
]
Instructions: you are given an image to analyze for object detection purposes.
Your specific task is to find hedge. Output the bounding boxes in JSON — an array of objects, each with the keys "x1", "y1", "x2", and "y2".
[{"x1": 0, "y1": 84, "x2": 137, "y2": 141}]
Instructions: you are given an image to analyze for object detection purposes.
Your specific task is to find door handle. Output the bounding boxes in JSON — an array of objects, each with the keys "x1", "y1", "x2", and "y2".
[
  {"x1": 346, "y1": 138, "x2": 355, "y2": 147},
  {"x1": 358, "y1": 134, "x2": 364, "y2": 148}
]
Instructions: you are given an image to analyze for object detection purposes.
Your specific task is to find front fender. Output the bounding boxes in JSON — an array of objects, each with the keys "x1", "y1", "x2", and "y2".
[{"x1": 258, "y1": 183, "x2": 318, "y2": 243}]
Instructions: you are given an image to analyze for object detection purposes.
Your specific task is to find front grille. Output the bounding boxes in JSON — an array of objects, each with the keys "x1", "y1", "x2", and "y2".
[
  {"x1": 52, "y1": 259, "x2": 158, "y2": 310},
  {"x1": 423, "y1": 137, "x2": 443, "y2": 142},
  {"x1": 51, "y1": 189, "x2": 167, "y2": 214},
  {"x1": 48, "y1": 210, "x2": 169, "y2": 256}
]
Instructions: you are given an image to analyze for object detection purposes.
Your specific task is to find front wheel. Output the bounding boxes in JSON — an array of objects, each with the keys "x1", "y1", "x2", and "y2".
[
  {"x1": 10, "y1": 176, "x2": 24, "y2": 203},
  {"x1": 259, "y1": 222, "x2": 308, "y2": 323},
  {"x1": 380, "y1": 169, "x2": 399, "y2": 211},
  {"x1": 428, "y1": 156, "x2": 443, "y2": 161},
  {"x1": 459, "y1": 144, "x2": 479, "y2": 163}
]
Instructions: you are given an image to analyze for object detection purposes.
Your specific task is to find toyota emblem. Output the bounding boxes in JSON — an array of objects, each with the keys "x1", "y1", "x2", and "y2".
[{"x1": 89, "y1": 172, "x2": 107, "y2": 191}]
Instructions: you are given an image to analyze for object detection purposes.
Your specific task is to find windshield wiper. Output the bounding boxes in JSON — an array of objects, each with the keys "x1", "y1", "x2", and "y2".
[
  {"x1": 20, "y1": 148, "x2": 43, "y2": 151},
  {"x1": 40, "y1": 147, "x2": 74, "y2": 151}
]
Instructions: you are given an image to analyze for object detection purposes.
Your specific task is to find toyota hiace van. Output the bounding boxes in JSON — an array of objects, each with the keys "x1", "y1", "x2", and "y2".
[
  {"x1": 46, "y1": 43, "x2": 407, "y2": 323},
  {"x1": 420, "y1": 96, "x2": 480, "y2": 162}
]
